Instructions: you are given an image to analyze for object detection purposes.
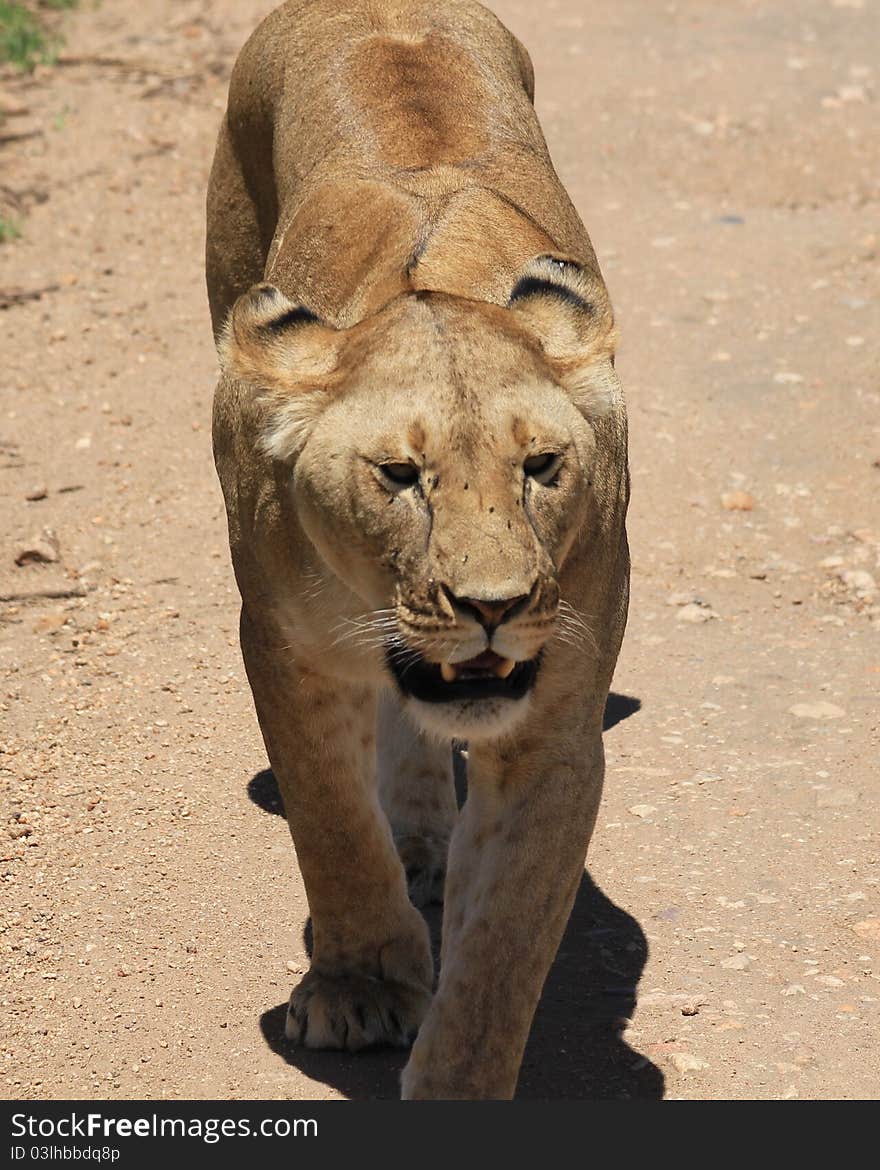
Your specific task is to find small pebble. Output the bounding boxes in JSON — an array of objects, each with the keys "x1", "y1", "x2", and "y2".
[
  {"x1": 666, "y1": 591, "x2": 701, "y2": 606},
  {"x1": 851, "y1": 920, "x2": 880, "y2": 944},
  {"x1": 14, "y1": 528, "x2": 60, "y2": 566},
  {"x1": 721, "y1": 955, "x2": 751, "y2": 971},
  {"x1": 668, "y1": 1052, "x2": 710, "y2": 1074},
  {"x1": 628, "y1": 804, "x2": 657, "y2": 819},
  {"x1": 721, "y1": 490, "x2": 755, "y2": 511},
  {"x1": 773, "y1": 371, "x2": 804, "y2": 385},
  {"x1": 32, "y1": 613, "x2": 67, "y2": 635},
  {"x1": 837, "y1": 568, "x2": 876, "y2": 597},
  {"x1": 816, "y1": 789, "x2": 857, "y2": 809},
  {"x1": 676, "y1": 602, "x2": 718, "y2": 623},
  {"x1": 680, "y1": 1000, "x2": 705, "y2": 1017}
]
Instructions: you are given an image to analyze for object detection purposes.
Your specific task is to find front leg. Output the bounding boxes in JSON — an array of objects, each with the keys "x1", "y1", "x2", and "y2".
[
  {"x1": 401, "y1": 717, "x2": 605, "y2": 1098},
  {"x1": 240, "y1": 611, "x2": 433, "y2": 1051},
  {"x1": 377, "y1": 689, "x2": 457, "y2": 908}
]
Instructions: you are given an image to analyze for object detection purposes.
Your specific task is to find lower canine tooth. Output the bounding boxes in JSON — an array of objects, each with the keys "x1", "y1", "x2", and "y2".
[
  {"x1": 494, "y1": 658, "x2": 516, "y2": 679},
  {"x1": 440, "y1": 662, "x2": 458, "y2": 683}
]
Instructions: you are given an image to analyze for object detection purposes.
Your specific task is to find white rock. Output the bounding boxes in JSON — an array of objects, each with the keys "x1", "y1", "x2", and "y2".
[
  {"x1": 668, "y1": 1052, "x2": 710, "y2": 1074},
  {"x1": 773, "y1": 371, "x2": 804, "y2": 384},
  {"x1": 676, "y1": 602, "x2": 718, "y2": 623},
  {"x1": 851, "y1": 919, "x2": 880, "y2": 944},
  {"x1": 14, "y1": 527, "x2": 61, "y2": 566},
  {"x1": 721, "y1": 955, "x2": 751, "y2": 971},
  {"x1": 628, "y1": 804, "x2": 658, "y2": 819},
  {"x1": 816, "y1": 789, "x2": 857, "y2": 809},
  {"x1": 789, "y1": 701, "x2": 845, "y2": 719},
  {"x1": 837, "y1": 568, "x2": 876, "y2": 597}
]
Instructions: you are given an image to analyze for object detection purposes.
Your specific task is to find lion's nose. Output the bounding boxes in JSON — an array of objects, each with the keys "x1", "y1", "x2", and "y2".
[{"x1": 441, "y1": 586, "x2": 532, "y2": 632}]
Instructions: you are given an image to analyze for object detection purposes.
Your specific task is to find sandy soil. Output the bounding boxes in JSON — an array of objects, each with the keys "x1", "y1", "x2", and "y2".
[{"x1": 1, "y1": 0, "x2": 877, "y2": 1101}]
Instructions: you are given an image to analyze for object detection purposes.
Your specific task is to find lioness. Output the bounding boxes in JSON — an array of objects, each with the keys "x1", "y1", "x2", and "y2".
[{"x1": 206, "y1": 0, "x2": 629, "y2": 1099}]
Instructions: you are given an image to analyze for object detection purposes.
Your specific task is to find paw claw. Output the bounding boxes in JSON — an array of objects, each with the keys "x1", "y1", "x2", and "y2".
[
  {"x1": 285, "y1": 969, "x2": 431, "y2": 1051},
  {"x1": 284, "y1": 1003, "x2": 304, "y2": 1043}
]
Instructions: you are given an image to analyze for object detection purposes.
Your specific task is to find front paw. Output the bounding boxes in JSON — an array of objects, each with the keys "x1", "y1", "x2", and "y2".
[{"x1": 285, "y1": 968, "x2": 432, "y2": 1051}]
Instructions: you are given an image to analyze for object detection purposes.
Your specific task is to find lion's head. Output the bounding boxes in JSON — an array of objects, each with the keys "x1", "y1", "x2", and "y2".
[{"x1": 219, "y1": 256, "x2": 621, "y2": 740}]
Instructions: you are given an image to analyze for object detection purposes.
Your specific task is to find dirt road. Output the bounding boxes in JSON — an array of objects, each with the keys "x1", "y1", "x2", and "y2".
[{"x1": 1, "y1": 0, "x2": 877, "y2": 1100}]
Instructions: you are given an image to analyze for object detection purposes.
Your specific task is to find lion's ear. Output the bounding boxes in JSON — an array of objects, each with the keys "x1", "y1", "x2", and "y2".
[
  {"x1": 219, "y1": 283, "x2": 341, "y2": 387},
  {"x1": 508, "y1": 256, "x2": 620, "y2": 418},
  {"x1": 218, "y1": 283, "x2": 343, "y2": 461}
]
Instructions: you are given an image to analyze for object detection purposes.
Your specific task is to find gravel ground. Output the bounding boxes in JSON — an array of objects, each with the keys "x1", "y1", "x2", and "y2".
[{"x1": 1, "y1": 0, "x2": 878, "y2": 1100}]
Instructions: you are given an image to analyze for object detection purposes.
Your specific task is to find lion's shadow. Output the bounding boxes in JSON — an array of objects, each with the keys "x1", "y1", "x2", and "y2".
[{"x1": 251, "y1": 692, "x2": 664, "y2": 1099}]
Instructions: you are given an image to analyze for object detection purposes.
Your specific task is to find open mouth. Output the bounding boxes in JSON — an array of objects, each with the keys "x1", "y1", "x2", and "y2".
[{"x1": 386, "y1": 647, "x2": 540, "y2": 704}]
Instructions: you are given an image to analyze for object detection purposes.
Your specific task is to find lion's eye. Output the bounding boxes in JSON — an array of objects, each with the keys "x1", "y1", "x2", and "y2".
[
  {"x1": 380, "y1": 461, "x2": 420, "y2": 487},
  {"x1": 523, "y1": 452, "x2": 562, "y2": 484}
]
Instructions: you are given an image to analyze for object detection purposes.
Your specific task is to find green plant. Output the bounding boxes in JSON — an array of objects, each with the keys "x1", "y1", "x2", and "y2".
[
  {"x1": 0, "y1": 216, "x2": 22, "y2": 243},
  {"x1": 0, "y1": 2, "x2": 52, "y2": 70}
]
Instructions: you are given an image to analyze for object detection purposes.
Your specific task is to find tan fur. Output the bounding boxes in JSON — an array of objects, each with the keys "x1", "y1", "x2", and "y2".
[{"x1": 207, "y1": 0, "x2": 629, "y2": 1099}]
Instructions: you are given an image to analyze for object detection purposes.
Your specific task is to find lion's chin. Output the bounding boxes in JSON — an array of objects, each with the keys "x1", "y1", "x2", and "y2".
[
  {"x1": 386, "y1": 647, "x2": 541, "y2": 742},
  {"x1": 403, "y1": 691, "x2": 535, "y2": 743}
]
